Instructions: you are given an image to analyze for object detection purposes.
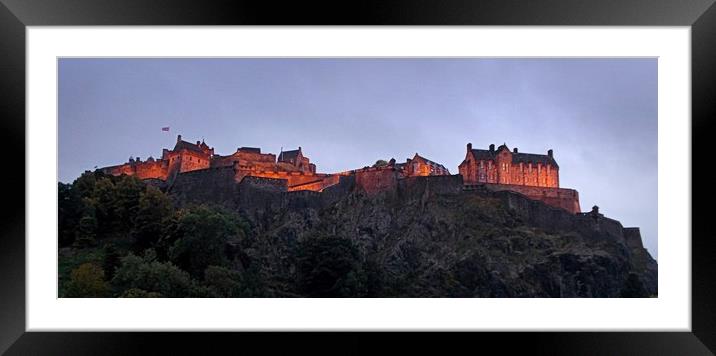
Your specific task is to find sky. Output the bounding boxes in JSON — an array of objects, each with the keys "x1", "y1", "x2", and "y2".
[{"x1": 58, "y1": 58, "x2": 658, "y2": 259}]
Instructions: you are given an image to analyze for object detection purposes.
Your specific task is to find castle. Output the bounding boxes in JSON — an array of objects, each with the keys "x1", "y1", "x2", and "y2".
[{"x1": 100, "y1": 135, "x2": 580, "y2": 214}]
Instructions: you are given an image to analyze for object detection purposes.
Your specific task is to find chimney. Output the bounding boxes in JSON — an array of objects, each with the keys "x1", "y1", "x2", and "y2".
[
  {"x1": 177, "y1": 134, "x2": 182, "y2": 143},
  {"x1": 489, "y1": 144, "x2": 495, "y2": 152},
  {"x1": 513, "y1": 147, "x2": 518, "y2": 153},
  {"x1": 298, "y1": 146, "x2": 302, "y2": 152},
  {"x1": 467, "y1": 142, "x2": 472, "y2": 151},
  {"x1": 548, "y1": 149, "x2": 553, "y2": 157}
]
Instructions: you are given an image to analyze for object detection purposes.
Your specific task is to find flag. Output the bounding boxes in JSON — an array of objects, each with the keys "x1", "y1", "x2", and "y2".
[{"x1": 162, "y1": 126, "x2": 170, "y2": 132}]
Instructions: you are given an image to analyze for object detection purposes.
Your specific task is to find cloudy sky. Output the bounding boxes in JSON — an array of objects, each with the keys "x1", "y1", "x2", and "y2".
[{"x1": 58, "y1": 58, "x2": 658, "y2": 259}]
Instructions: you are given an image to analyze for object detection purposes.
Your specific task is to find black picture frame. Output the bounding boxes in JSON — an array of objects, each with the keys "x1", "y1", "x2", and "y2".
[{"x1": 1, "y1": 0, "x2": 714, "y2": 354}]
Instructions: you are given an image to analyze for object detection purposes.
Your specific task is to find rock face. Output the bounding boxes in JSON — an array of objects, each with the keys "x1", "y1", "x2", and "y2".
[{"x1": 168, "y1": 175, "x2": 658, "y2": 298}]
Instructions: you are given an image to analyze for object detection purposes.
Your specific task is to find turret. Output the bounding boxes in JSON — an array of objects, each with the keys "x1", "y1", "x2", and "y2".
[
  {"x1": 489, "y1": 144, "x2": 495, "y2": 152},
  {"x1": 513, "y1": 147, "x2": 518, "y2": 153}
]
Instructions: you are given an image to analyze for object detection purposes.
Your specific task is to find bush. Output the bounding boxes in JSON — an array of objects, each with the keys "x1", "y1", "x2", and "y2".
[
  {"x1": 74, "y1": 212, "x2": 98, "y2": 248},
  {"x1": 119, "y1": 288, "x2": 162, "y2": 298},
  {"x1": 65, "y1": 263, "x2": 110, "y2": 297},
  {"x1": 204, "y1": 266, "x2": 243, "y2": 297},
  {"x1": 112, "y1": 254, "x2": 198, "y2": 297},
  {"x1": 296, "y1": 236, "x2": 366, "y2": 297}
]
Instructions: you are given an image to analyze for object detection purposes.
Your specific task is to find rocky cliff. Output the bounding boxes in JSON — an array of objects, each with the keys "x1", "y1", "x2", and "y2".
[{"x1": 168, "y1": 174, "x2": 658, "y2": 297}]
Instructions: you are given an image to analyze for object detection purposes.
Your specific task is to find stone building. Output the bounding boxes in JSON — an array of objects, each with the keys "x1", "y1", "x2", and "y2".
[
  {"x1": 458, "y1": 142, "x2": 579, "y2": 213},
  {"x1": 100, "y1": 135, "x2": 335, "y2": 192},
  {"x1": 277, "y1": 147, "x2": 316, "y2": 174},
  {"x1": 398, "y1": 153, "x2": 451, "y2": 177},
  {"x1": 459, "y1": 143, "x2": 559, "y2": 187}
]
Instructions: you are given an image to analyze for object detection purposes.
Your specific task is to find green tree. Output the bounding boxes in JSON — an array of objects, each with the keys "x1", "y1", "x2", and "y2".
[
  {"x1": 373, "y1": 159, "x2": 389, "y2": 168},
  {"x1": 74, "y1": 207, "x2": 98, "y2": 248},
  {"x1": 296, "y1": 236, "x2": 367, "y2": 297},
  {"x1": 58, "y1": 182, "x2": 82, "y2": 247},
  {"x1": 132, "y1": 185, "x2": 173, "y2": 250},
  {"x1": 93, "y1": 178, "x2": 118, "y2": 233},
  {"x1": 204, "y1": 265, "x2": 243, "y2": 297},
  {"x1": 114, "y1": 176, "x2": 145, "y2": 230},
  {"x1": 111, "y1": 254, "x2": 197, "y2": 297},
  {"x1": 65, "y1": 263, "x2": 110, "y2": 297},
  {"x1": 119, "y1": 288, "x2": 162, "y2": 298},
  {"x1": 72, "y1": 171, "x2": 97, "y2": 199},
  {"x1": 103, "y1": 245, "x2": 122, "y2": 280},
  {"x1": 168, "y1": 206, "x2": 244, "y2": 278}
]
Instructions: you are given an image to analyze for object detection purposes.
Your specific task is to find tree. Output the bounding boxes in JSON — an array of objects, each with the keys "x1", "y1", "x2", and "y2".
[
  {"x1": 296, "y1": 236, "x2": 366, "y2": 297},
  {"x1": 103, "y1": 245, "x2": 122, "y2": 280},
  {"x1": 58, "y1": 182, "x2": 83, "y2": 247},
  {"x1": 168, "y1": 206, "x2": 244, "y2": 278},
  {"x1": 204, "y1": 266, "x2": 243, "y2": 297},
  {"x1": 72, "y1": 171, "x2": 97, "y2": 199},
  {"x1": 111, "y1": 254, "x2": 198, "y2": 297},
  {"x1": 113, "y1": 176, "x2": 145, "y2": 230},
  {"x1": 93, "y1": 178, "x2": 118, "y2": 233},
  {"x1": 373, "y1": 159, "x2": 389, "y2": 168},
  {"x1": 65, "y1": 263, "x2": 110, "y2": 297},
  {"x1": 132, "y1": 185, "x2": 173, "y2": 250},
  {"x1": 74, "y1": 207, "x2": 98, "y2": 248},
  {"x1": 119, "y1": 288, "x2": 162, "y2": 298}
]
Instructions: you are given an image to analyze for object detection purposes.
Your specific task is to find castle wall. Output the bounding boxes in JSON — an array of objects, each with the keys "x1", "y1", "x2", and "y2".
[
  {"x1": 354, "y1": 167, "x2": 400, "y2": 195},
  {"x1": 212, "y1": 151, "x2": 277, "y2": 168},
  {"x1": 177, "y1": 150, "x2": 211, "y2": 173},
  {"x1": 102, "y1": 160, "x2": 168, "y2": 180},
  {"x1": 398, "y1": 175, "x2": 464, "y2": 196},
  {"x1": 169, "y1": 166, "x2": 239, "y2": 208},
  {"x1": 491, "y1": 189, "x2": 625, "y2": 244},
  {"x1": 234, "y1": 167, "x2": 341, "y2": 192},
  {"x1": 481, "y1": 183, "x2": 581, "y2": 214}
]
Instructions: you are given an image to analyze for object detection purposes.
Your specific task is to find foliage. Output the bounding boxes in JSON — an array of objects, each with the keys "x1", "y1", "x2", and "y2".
[
  {"x1": 119, "y1": 288, "x2": 162, "y2": 298},
  {"x1": 204, "y1": 266, "x2": 243, "y2": 297},
  {"x1": 111, "y1": 254, "x2": 199, "y2": 297},
  {"x1": 132, "y1": 185, "x2": 173, "y2": 250},
  {"x1": 65, "y1": 263, "x2": 110, "y2": 297},
  {"x1": 168, "y1": 206, "x2": 244, "y2": 278},
  {"x1": 373, "y1": 159, "x2": 388, "y2": 168},
  {"x1": 74, "y1": 209, "x2": 98, "y2": 248},
  {"x1": 296, "y1": 236, "x2": 366, "y2": 297},
  {"x1": 103, "y1": 245, "x2": 122, "y2": 281},
  {"x1": 58, "y1": 182, "x2": 82, "y2": 247}
]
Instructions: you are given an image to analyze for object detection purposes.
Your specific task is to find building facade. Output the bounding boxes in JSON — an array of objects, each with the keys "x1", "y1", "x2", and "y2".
[{"x1": 458, "y1": 143, "x2": 559, "y2": 188}]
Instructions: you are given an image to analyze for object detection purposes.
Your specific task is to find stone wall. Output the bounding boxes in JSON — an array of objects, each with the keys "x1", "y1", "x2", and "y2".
[
  {"x1": 480, "y1": 183, "x2": 581, "y2": 214},
  {"x1": 488, "y1": 188, "x2": 640, "y2": 248},
  {"x1": 398, "y1": 175, "x2": 464, "y2": 196},
  {"x1": 169, "y1": 166, "x2": 239, "y2": 208},
  {"x1": 102, "y1": 160, "x2": 168, "y2": 180},
  {"x1": 354, "y1": 167, "x2": 400, "y2": 195}
]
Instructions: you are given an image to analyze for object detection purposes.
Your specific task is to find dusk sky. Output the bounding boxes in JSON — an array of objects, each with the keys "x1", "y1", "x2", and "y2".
[{"x1": 58, "y1": 58, "x2": 658, "y2": 259}]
